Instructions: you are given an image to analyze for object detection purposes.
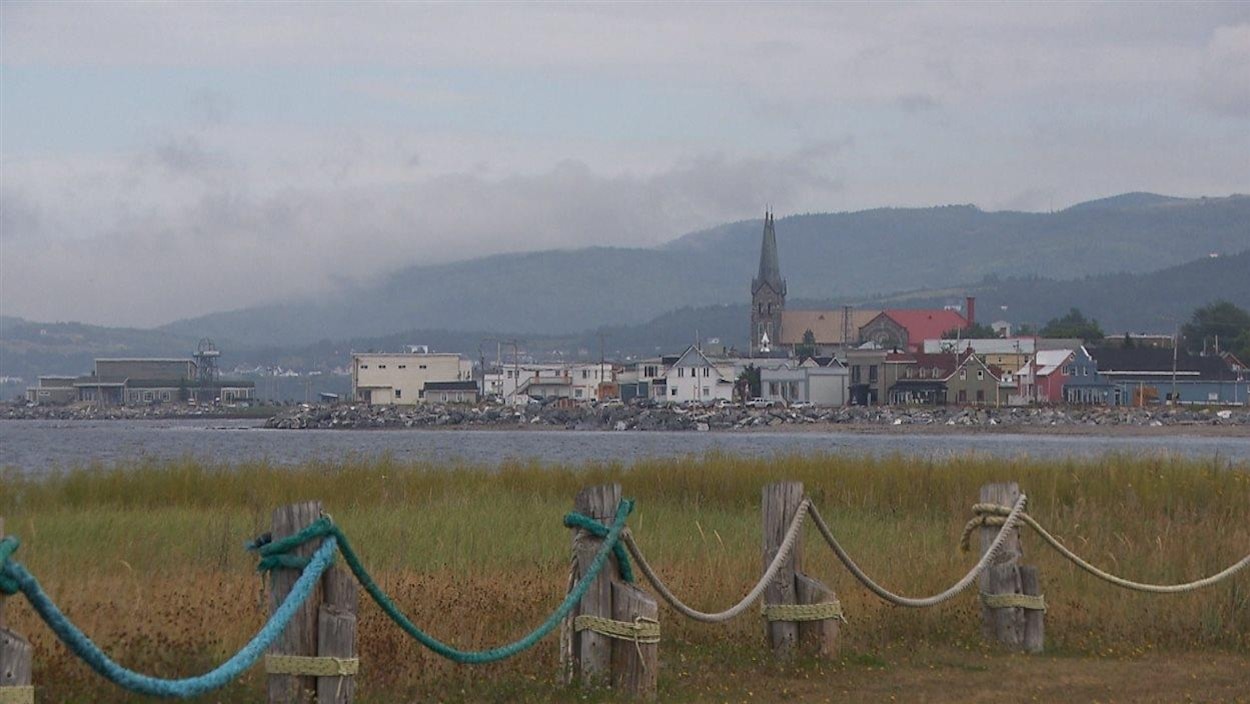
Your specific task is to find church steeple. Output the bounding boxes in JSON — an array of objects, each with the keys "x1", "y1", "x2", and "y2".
[
  {"x1": 752, "y1": 211, "x2": 786, "y2": 297},
  {"x1": 750, "y1": 210, "x2": 786, "y2": 356}
]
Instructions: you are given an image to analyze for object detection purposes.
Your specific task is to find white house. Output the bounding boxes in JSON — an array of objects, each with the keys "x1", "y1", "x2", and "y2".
[
  {"x1": 486, "y1": 362, "x2": 616, "y2": 404},
  {"x1": 664, "y1": 346, "x2": 736, "y2": 403}
]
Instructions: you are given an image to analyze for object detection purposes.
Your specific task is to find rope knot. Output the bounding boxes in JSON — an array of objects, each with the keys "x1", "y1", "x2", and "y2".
[
  {"x1": 250, "y1": 516, "x2": 339, "y2": 572},
  {"x1": 0, "y1": 535, "x2": 20, "y2": 595},
  {"x1": 563, "y1": 498, "x2": 635, "y2": 582},
  {"x1": 959, "y1": 503, "x2": 1015, "y2": 553}
]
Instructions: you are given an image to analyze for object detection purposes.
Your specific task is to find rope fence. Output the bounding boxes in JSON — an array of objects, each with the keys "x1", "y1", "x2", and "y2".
[{"x1": 0, "y1": 481, "x2": 1246, "y2": 702}]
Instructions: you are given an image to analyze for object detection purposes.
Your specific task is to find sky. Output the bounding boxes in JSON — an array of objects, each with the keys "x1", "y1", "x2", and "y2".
[{"x1": 2, "y1": 2, "x2": 1249, "y2": 328}]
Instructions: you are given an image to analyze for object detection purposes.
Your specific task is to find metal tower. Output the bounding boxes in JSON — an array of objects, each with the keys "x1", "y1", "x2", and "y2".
[{"x1": 194, "y1": 338, "x2": 221, "y2": 384}]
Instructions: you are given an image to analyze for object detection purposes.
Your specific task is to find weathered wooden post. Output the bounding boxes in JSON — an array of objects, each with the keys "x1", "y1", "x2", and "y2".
[
  {"x1": 761, "y1": 482, "x2": 839, "y2": 659},
  {"x1": 266, "y1": 501, "x2": 359, "y2": 704},
  {"x1": 316, "y1": 570, "x2": 359, "y2": 704},
  {"x1": 563, "y1": 484, "x2": 658, "y2": 699},
  {"x1": 1, "y1": 518, "x2": 35, "y2": 704},
  {"x1": 977, "y1": 483, "x2": 1044, "y2": 653}
]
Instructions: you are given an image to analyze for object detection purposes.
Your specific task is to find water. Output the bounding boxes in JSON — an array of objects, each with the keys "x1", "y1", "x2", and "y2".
[{"x1": 2, "y1": 419, "x2": 1249, "y2": 474}]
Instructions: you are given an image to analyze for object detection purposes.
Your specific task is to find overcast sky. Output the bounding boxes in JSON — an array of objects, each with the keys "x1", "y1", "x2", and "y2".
[{"x1": 2, "y1": 2, "x2": 1249, "y2": 327}]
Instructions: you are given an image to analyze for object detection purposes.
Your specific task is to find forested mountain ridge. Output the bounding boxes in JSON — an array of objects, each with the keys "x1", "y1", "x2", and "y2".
[{"x1": 158, "y1": 193, "x2": 1250, "y2": 347}]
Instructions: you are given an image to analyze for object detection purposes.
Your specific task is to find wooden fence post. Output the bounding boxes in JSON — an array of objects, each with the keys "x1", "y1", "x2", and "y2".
[
  {"x1": 564, "y1": 484, "x2": 657, "y2": 699},
  {"x1": 977, "y1": 483, "x2": 1044, "y2": 653},
  {"x1": 1, "y1": 517, "x2": 35, "y2": 703},
  {"x1": 268, "y1": 501, "x2": 326, "y2": 704},
  {"x1": 762, "y1": 482, "x2": 839, "y2": 659},
  {"x1": 316, "y1": 568, "x2": 359, "y2": 704}
]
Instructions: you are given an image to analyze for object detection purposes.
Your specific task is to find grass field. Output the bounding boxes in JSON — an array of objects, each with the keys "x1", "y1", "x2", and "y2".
[{"x1": 1, "y1": 452, "x2": 1248, "y2": 702}]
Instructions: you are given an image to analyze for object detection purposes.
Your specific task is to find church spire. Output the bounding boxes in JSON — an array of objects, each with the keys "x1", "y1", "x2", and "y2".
[{"x1": 752, "y1": 210, "x2": 785, "y2": 296}]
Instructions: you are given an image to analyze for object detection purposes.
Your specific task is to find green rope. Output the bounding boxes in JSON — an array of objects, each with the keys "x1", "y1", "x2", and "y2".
[
  {"x1": 0, "y1": 535, "x2": 20, "y2": 595},
  {"x1": 253, "y1": 499, "x2": 636, "y2": 664},
  {"x1": 563, "y1": 511, "x2": 634, "y2": 583}
]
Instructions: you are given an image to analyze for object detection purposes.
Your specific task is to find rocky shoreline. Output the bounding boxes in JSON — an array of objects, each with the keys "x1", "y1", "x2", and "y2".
[{"x1": 262, "y1": 402, "x2": 1250, "y2": 432}]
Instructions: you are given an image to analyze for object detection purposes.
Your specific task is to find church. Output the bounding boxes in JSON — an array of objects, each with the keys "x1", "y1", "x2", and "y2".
[{"x1": 749, "y1": 211, "x2": 973, "y2": 357}]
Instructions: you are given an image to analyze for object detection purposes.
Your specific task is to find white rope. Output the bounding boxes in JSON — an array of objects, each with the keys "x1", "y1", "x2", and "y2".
[
  {"x1": 806, "y1": 494, "x2": 1030, "y2": 608},
  {"x1": 622, "y1": 498, "x2": 811, "y2": 623},
  {"x1": 1007, "y1": 509, "x2": 1250, "y2": 594}
]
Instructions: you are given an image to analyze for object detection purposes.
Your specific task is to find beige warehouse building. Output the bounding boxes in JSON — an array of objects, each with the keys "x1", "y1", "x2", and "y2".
[{"x1": 351, "y1": 352, "x2": 474, "y2": 405}]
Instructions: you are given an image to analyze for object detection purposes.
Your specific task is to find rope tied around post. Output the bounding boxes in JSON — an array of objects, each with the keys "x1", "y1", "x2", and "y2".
[
  {"x1": 573, "y1": 615, "x2": 660, "y2": 644},
  {"x1": 264, "y1": 654, "x2": 360, "y2": 677},
  {"x1": 959, "y1": 503, "x2": 1014, "y2": 553},
  {"x1": 761, "y1": 601, "x2": 846, "y2": 623},
  {"x1": 0, "y1": 687, "x2": 35, "y2": 704},
  {"x1": 960, "y1": 502, "x2": 1250, "y2": 593},
  {"x1": 981, "y1": 592, "x2": 1046, "y2": 612},
  {"x1": 563, "y1": 511, "x2": 634, "y2": 583},
  {"x1": 248, "y1": 516, "x2": 338, "y2": 572}
]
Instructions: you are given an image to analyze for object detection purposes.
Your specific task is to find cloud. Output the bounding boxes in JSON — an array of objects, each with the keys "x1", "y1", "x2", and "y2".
[
  {"x1": 0, "y1": 137, "x2": 844, "y2": 327},
  {"x1": 1199, "y1": 23, "x2": 1250, "y2": 118}
]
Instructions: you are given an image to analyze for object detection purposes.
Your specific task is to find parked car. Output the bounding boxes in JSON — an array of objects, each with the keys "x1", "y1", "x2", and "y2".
[{"x1": 746, "y1": 397, "x2": 776, "y2": 408}]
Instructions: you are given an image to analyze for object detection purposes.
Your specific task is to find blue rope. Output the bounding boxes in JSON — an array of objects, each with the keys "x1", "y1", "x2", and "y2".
[{"x1": 0, "y1": 536, "x2": 337, "y2": 698}]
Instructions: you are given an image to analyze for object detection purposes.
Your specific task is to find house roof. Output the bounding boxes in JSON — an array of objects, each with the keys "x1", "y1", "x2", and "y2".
[
  {"x1": 1089, "y1": 347, "x2": 1238, "y2": 380},
  {"x1": 1033, "y1": 350, "x2": 1076, "y2": 377},
  {"x1": 880, "y1": 309, "x2": 969, "y2": 344},
  {"x1": 779, "y1": 309, "x2": 880, "y2": 345},
  {"x1": 670, "y1": 345, "x2": 717, "y2": 369}
]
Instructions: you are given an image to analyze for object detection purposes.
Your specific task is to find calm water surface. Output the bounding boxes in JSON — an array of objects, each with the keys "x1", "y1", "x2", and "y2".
[{"x1": 2, "y1": 419, "x2": 1249, "y2": 474}]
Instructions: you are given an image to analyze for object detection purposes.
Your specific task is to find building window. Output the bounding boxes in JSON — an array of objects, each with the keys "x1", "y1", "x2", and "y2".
[
  {"x1": 395, "y1": 389, "x2": 402, "y2": 399},
  {"x1": 582, "y1": 370, "x2": 588, "y2": 379},
  {"x1": 977, "y1": 370, "x2": 984, "y2": 380},
  {"x1": 702, "y1": 387, "x2": 710, "y2": 397},
  {"x1": 678, "y1": 368, "x2": 684, "y2": 378},
  {"x1": 399, "y1": 365, "x2": 406, "y2": 369},
  {"x1": 703, "y1": 367, "x2": 710, "y2": 377},
  {"x1": 959, "y1": 369, "x2": 967, "y2": 381},
  {"x1": 976, "y1": 390, "x2": 985, "y2": 403},
  {"x1": 575, "y1": 389, "x2": 584, "y2": 398},
  {"x1": 868, "y1": 366, "x2": 878, "y2": 383},
  {"x1": 671, "y1": 388, "x2": 678, "y2": 396}
]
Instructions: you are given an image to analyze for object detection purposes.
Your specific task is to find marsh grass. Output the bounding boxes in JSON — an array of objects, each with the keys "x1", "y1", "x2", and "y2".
[{"x1": 1, "y1": 452, "x2": 1247, "y2": 702}]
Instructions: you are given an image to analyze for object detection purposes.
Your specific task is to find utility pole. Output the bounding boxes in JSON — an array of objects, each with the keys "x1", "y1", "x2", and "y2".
[
  {"x1": 1171, "y1": 326, "x2": 1179, "y2": 405},
  {"x1": 597, "y1": 332, "x2": 609, "y2": 400}
]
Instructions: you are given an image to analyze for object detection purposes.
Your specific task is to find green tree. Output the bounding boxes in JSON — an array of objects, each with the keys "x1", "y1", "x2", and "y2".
[
  {"x1": 1040, "y1": 308, "x2": 1104, "y2": 341},
  {"x1": 795, "y1": 329, "x2": 818, "y2": 358},
  {"x1": 1181, "y1": 301, "x2": 1250, "y2": 355},
  {"x1": 737, "y1": 364, "x2": 761, "y2": 400},
  {"x1": 942, "y1": 323, "x2": 999, "y2": 339}
]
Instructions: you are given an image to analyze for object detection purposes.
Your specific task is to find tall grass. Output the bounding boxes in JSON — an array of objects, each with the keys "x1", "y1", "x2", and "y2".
[{"x1": 1, "y1": 452, "x2": 1247, "y2": 702}]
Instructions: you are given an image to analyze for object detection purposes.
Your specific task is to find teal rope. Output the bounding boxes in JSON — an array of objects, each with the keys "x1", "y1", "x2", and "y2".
[
  {"x1": 0, "y1": 537, "x2": 337, "y2": 698},
  {"x1": 0, "y1": 535, "x2": 19, "y2": 595},
  {"x1": 0, "y1": 496, "x2": 636, "y2": 691},
  {"x1": 332, "y1": 497, "x2": 634, "y2": 664},
  {"x1": 563, "y1": 511, "x2": 634, "y2": 583},
  {"x1": 252, "y1": 501, "x2": 636, "y2": 663}
]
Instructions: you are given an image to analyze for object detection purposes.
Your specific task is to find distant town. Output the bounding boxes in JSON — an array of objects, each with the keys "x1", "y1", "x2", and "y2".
[{"x1": 19, "y1": 211, "x2": 1250, "y2": 417}]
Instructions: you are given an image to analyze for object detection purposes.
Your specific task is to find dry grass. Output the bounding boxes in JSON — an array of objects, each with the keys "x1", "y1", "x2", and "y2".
[{"x1": 1, "y1": 452, "x2": 1247, "y2": 702}]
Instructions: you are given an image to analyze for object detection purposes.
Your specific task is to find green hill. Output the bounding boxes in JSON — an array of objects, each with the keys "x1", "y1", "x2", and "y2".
[{"x1": 158, "y1": 194, "x2": 1250, "y2": 346}]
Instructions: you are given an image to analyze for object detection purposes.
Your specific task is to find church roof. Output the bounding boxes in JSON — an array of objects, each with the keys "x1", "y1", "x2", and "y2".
[
  {"x1": 751, "y1": 212, "x2": 786, "y2": 296},
  {"x1": 878, "y1": 309, "x2": 970, "y2": 344},
  {"x1": 779, "y1": 309, "x2": 881, "y2": 345}
]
